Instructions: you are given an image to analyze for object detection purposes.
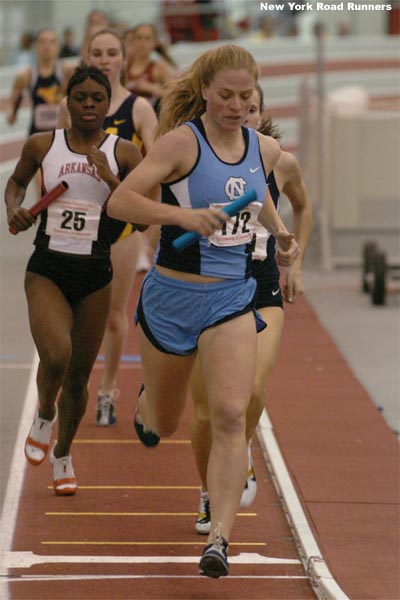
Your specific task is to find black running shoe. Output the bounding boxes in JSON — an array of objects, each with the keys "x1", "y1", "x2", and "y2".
[
  {"x1": 199, "y1": 534, "x2": 229, "y2": 578},
  {"x1": 133, "y1": 384, "x2": 160, "y2": 448}
]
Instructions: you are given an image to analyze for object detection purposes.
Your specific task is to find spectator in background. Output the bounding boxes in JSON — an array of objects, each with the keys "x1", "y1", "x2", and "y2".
[
  {"x1": 162, "y1": 0, "x2": 219, "y2": 43},
  {"x1": 11, "y1": 31, "x2": 35, "y2": 67},
  {"x1": 59, "y1": 27, "x2": 79, "y2": 59},
  {"x1": 249, "y1": 16, "x2": 277, "y2": 40},
  {"x1": 195, "y1": 0, "x2": 220, "y2": 41}
]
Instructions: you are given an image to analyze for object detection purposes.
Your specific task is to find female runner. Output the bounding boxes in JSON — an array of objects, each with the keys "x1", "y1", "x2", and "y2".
[
  {"x1": 5, "y1": 65, "x2": 142, "y2": 494},
  {"x1": 106, "y1": 45, "x2": 300, "y2": 577}
]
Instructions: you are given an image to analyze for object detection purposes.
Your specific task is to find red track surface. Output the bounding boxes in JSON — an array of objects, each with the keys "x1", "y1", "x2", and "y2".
[
  {"x1": 5, "y1": 274, "x2": 315, "y2": 600},
  {"x1": 5, "y1": 272, "x2": 399, "y2": 600},
  {"x1": 2, "y1": 55, "x2": 399, "y2": 598}
]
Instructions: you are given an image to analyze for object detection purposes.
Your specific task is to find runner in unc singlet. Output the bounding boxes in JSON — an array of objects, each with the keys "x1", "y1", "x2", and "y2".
[
  {"x1": 106, "y1": 45, "x2": 300, "y2": 578},
  {"x1": 155, "y1": 118, "x2": 267, "y2": 280}
]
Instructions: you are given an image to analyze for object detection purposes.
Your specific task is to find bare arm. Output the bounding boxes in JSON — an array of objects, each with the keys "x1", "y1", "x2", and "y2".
[
  {"x1": 257, "y1": 135, "x2": 299, "y2": 266},
  {"x1": 107, "y1": 128, "x2": 228, "y2": 237},
  {"x1": 6, "y1": 70, "x2": 30, "y2": 124},
  {"x1": 86, "y1": 138, "x2": 142, "y2": 193},
  {"x1": 279, "y1": 152, "x2": 313, "y2": 302},
  {"x1": 133, "y1": 61, "x2": 175, "y2": 99},
  {"x1": 4, "y1": 133, "x2": 53, "y2": 232}
]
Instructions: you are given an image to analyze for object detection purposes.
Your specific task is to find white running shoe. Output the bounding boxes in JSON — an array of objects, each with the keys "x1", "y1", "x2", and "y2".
[
  {"x1": 50, "y1": 444, "x2": 78, "y2": 496},
  {"x1": 195, "y1": 490, "x2": 211, "y2": 535},
  {"x1": 96, "y1": 389, "x2": 118, "y2": 426},
  {"x1": 240, "y1": 444, "x2": 257, "y2": 508},
  {"x1": 25, "y1": 407, "x2": 58, "y2": 465}
]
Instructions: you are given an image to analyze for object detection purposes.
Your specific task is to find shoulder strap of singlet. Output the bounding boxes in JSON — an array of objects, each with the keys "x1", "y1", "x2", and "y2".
[
  {"x1": 191, "y1": 117, "x2": 250, "y2": 150},
  {"x1": 29, "y1": 64, "x2": 38, "y2": 91},
  {"x1": 267, "y1": 170, "x2": 280, "y2": 206}
]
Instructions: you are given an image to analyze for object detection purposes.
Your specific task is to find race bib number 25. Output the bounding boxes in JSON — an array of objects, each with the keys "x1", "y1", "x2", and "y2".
[{"x1": 46, "y1": 198, "x2": 102, "y2": 241}]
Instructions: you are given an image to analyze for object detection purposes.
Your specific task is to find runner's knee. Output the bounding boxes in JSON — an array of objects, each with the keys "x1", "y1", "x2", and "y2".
[{"x1": 39, "y1": 343, "x2": 71, "y2": 382}]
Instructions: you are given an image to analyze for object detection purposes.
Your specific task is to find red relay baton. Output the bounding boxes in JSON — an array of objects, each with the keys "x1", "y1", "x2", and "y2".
[{"x1": 9, "y1": 180, "x2": 69, "y2": 235}]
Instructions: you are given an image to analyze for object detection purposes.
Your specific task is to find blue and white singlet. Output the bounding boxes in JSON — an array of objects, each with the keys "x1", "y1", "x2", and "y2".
[{"x1": 155, "y1": 118, "x2": 268, "y2": 279}]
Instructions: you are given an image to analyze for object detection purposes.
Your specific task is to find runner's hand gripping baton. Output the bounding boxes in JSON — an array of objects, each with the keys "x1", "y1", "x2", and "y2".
[
  {"x1": 9, "y1": 180, "x2": 69, "y2": 235},
  {"x1": 172, "y1": 188, "x2": 257, "y2": 252}
]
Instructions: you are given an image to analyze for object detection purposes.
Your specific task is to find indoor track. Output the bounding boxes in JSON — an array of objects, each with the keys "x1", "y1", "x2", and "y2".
[
  {"x1": 1, "y1": 48, "x2": 398, "y2": 599},
  {"x1": 1, "y1": 271, "x2": 398, "y2": 600}
]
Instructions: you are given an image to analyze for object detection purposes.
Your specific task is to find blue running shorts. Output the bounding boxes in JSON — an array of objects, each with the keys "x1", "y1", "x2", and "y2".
[{"x1": 135, "y1": 267, "x2": 266, "y2": 355}]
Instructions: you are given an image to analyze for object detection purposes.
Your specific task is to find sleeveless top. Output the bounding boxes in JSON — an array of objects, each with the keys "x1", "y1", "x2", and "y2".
[
  {"x1": 126, "y1": 61, "x2": 158, "y2": 106},
  {"x1": 29, "y1": 62, "x2": 64, "y2": 135},
  {"x1": 34, "y1": 129, "x2": 122, "y2": 257},
  {"x1": 103, "y1": 94, "x2": 143, "y2": 150},
  {"x1": 155, "y1": 118, "x2": 268, "y2": 279},
  {"x1": 251, "y1": 170, "x2": 281, "y2": 282}
]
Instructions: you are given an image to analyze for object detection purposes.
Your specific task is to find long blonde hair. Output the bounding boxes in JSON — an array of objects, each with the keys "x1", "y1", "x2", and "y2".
[{"x1": 156, "y1": 44, "x2": 259, "y2": 139}]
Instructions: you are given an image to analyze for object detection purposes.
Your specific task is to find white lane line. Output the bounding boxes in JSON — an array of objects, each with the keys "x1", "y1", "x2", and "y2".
[
  {"x1": 4, "y1": 574, "x2": 308, "y2": 583},
  {"x1": 257, "y1": 410, "x2": 350, "y2": 600},
  {"x1": 0, "y1": 352, "x2": 39, "y2": 600},
  {"x1": 3, "y1": 551, "x2": 300, "y2": 569}
]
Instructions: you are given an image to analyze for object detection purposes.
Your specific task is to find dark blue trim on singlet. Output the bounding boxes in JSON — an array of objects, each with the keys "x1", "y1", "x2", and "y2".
[
  {"x1": 251, "y1": 170, "x2": 281, "y2": 283},
  {"x1": 156, "y1": 124, "x2": 202, "y2": 275},
  {"x1": 193, "y1": 117, "x2": 250, "y2": 165},
  {"x1": 103, "y1": 94, "x2": 140, "y2": 145},
  {"x1": 156, "y1": 118, "x2": 266, "y2": 279}
]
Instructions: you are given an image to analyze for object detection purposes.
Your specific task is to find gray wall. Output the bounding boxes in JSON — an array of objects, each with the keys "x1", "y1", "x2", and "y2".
[{"x1": 0, "y1": 0, "x2": 393, "y2": 66}]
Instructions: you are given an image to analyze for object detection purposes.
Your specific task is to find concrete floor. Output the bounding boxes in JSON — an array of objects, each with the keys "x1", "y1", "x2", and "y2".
[{"x1": 303, "y1": 262, "x2": 399, "y2": 436}]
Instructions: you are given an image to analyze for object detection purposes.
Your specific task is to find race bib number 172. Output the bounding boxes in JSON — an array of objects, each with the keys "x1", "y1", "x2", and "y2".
[{"x1": 208, "y1": 201, "x2": 262, "y2": 247}]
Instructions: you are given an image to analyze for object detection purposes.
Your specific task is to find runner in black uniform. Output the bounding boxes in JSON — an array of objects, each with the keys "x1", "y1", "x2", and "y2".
[
  {"x1": 7, "y1": 28, "x2": 74, "y2": 134},
  {"x1": 58, "y1": 29, "x2": 158, "y2": 427},
  {"x1": 190, "y1": 83, "x2": 313, "y2": 534},
  {"x1": 6, "y1": 28, "x2": 76, "y2": 200}
]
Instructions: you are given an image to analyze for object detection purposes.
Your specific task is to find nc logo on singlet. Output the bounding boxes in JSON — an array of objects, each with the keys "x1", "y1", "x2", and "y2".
[{"x1": 224, "y1": 177, "x2": 246, "y2": 200}]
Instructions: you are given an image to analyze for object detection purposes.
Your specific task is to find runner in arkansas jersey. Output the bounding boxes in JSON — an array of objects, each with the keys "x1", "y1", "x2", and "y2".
[
  {"x1": 4, "y1": 65, "x2": 142, "y2": 500},
  {"x1": 35, "y1": 128, "x2": 122, "y2": 257}
]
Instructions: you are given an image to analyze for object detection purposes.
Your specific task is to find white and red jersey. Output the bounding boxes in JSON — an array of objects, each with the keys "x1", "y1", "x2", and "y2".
[{"x1": 35, "y1": 129, "x2": 122, "y2": 257}]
